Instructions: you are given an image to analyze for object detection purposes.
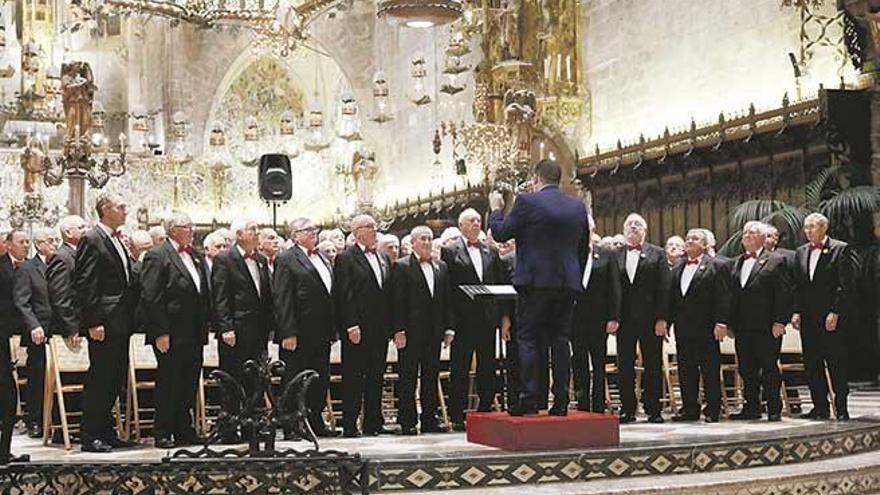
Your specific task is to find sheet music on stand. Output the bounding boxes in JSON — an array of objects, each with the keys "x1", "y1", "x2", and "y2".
[{"x1": 459, "y1": 284, "x2": 518, "y2": 300}]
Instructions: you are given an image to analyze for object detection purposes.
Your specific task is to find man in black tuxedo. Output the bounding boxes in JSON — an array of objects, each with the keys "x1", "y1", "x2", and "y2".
[
  {"x1": 571, "y1": 226, "x2": 621, "y2": 413},
  {"x1": 273, "y1": 217, "x2": 337, "y2": 437},
  {"x1": 73, "y1": 192, "x2": 138, "y2": 452},
  {"x1": 212, "y1": 217, "x2": 274, "y2": 439},
  {"x1": 497, "y1": 239, "x2": 521, "y2": 408},
  {"x1": 13, "y1": 227, "x2": 57, "y2": 438},
  {"x1": 0, "y1": 230, "x2": 29, "y2": 463},
  {"x1": 47, "y1": 216, "x2": 87, "y2": 348},
  {"x1": 728, "y1": 221, "x2": 791, "y2": 422},
  {"x1": 615, "y1": 213, "x2": 670, "y2": 423},
  {"x1": 334, "y1": 214, "x2": 393, "y2": 437},
  {"x1": 140, "y1": 211, "x2": 211, "y2": 448},
  {"x1": 668, "y1": 229, "x2": 730, "y2": 423},
  {"x1": 791, "y1": 213, "x2": 854, "y2": 420},
  {"x1": 442, "y1": 208, "x2": 508, "y2": 428},
  {"x1": 490, "y1": 160, "x2": 589, "y2": 416},
  {"x1": 392, "y1": 226, "x2": 455, "y2": 435}
]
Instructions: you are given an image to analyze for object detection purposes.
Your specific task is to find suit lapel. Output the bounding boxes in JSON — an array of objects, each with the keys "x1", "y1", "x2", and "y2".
[
  {"x1": 164, "y1": 241, "x2": 198, "y2": 293},
  {"x1": 745, "y1": 251, "x2": 768, "y2": 288},
  {"x1": 95, "y1": 227, "x2": 127, "y2": 282},
  {"x1": 293, "y1": 247, "x2": 331, "y2": 297},
  {"x1": 685, "y1": 258, "x2": 709, "y2": 297},
  {"x1": 231, "y1": 245, "x2": 261, "y2": 299},
  {"x1": 479, "y1": 244, "x2": 491, "y2": 281},
  {"x1": 353, "y1": 245, "x2": 382, "y2": 290},
  {"x1": 813, "y1": 238, "x2": 832, "y2": 279},
  {"x1": 799, "y1": 246, "x2": 810, "y2": 280},
  {"x1": 410, "y1": 255, "x2": 433, "y2": 299}
]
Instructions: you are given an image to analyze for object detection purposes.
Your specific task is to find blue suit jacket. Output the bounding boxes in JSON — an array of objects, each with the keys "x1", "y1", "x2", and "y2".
[{"x1": 489, "y1": 185, "x2": 589, "y2": 292}]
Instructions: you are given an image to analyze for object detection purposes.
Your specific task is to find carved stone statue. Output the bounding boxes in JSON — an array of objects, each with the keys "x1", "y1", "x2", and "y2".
[
  {"x1": 352, "y1": 150, "x2": 378, "y2": 208},
  {"x1": 501, "y1": 0, "x2": 520, "y2": 60},
  {"x1": 61, "y1": 61, "x2": 96, "y2": 147},
  {"x1": 504, "y1": 89, "x2": 537, "y2": 165}
]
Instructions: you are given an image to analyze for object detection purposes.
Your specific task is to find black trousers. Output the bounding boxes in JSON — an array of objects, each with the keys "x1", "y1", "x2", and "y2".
[
  {"x1": 153, "y1": 341, "x2": 202, "y2": 440},
  {"x1": 397, "y1": 336, "x2": 441, "y2": 429},
  {"x1": 341, "y1": 334, "x2": 387, "y2": 432},
  {"x1": 279, "y1": 341, "x2": 331, "y2": 428},
  {"x1": 82, "y1": 333, "x2": 129, "y2": 441},
  {"x1": 516, "y1": 288, "x2": 575, "y2": 410},
  {"x1": 801, "y1": 315, "x2": 849, "y2": 413},
  {"x1": 617, "y1": 322, "x2": 663, "y2": 416},
  {"x1": 448, "y1": 319, "x2": 496, "y2": 422},
  {"x1": 676, "y1": 335, "x2": 721, "y2": 417},
  {"x1": 571, "y1": 323, "x2": 608, "y2": 412},
  {"x1": 735, "y1": 330, "x2": 781, "y2": 415},
  {"x1": 0, "y1": 342, "x2": 18, "y2": 457},
  {"x1": 218, "y1": 336, "x2": 266, "y2": 392},
  {"x1": 24, "y1": 341, "x2": 46, "y2": 428}
]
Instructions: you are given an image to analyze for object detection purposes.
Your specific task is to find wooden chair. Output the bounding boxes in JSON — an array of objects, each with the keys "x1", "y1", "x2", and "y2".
[
  {"x1": 9, "y1": 336, "x2": 26, "y2": 421},
  {"x1": 719, "y1": 336, "x2": 742, "y2": 416},
  {"x1": 437, "y1": 342, "x2": 451, "y2": 429},
  {"x1": 661, "y1": 332, "x2": 680, "y2": 414},
  {"x1": 194, "y1": 335, "x2": 220, "y2": 436},
  {"x1": 604, "y1": 334, "x2": 620, "y2": 412},
  {"x1": 326, "y1": 340, "x2": 342, "y2": 429},
  {"x1": 43, "y1": 336, "x2": 121, "y2": 450},
  {"x1": 125, "y1": 333, "x2": 158, "y2": 441},
  {"x1": 778, "y1": 329, "x2": 811, "y2": 416}
]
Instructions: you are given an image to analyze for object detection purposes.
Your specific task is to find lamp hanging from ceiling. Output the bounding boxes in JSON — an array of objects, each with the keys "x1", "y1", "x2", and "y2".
[{"x1": 377, "y1": 0, "x2": 463, "y2": 28}]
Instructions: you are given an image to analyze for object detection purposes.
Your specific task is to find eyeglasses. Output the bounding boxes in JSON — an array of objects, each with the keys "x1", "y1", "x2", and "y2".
[
  {"x1": 172, "y1": 225, "x2": 194, "y2": 231},
  {"x1": 295, "y1": 226, "x2": 317, "y2": 233}
]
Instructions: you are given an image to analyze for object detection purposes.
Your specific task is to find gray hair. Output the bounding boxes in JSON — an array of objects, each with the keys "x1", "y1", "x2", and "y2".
[
  {"x1": 623, "y1": 213, "x2": 647, "y2": 229},
  {"x1": 665, "y1": 235, "x2": 684, "y2": 247},
  {"x1": 57, "y1": 215, "x2": 85, "y2": 240},
  {"x1": 230, "y1": 218, "x2": 258, "y2": 237},
  {"x1": 32, "y1": 226, "x2": 56, "y2": 243},
  {"x1": 130, "y1": 229, "x2": 152, "y2": 246},
  {"x1": 202, "y1": 232, "x2": 223, "y2": 249},
  {"x1": 162, "y1": 211, "x2": 191, "y2": 232},
  {"x1": 804, "y1": 212, "x2": 829, "y2": 227},
  {"x1": 742, "y1": 220, "x2": 767, "y2": 236},
  {"x1": 441, "y1": 227, "x2": 462, "y2": 242},
  {"x1": 288, "y1": 217, "x2": 313, "y2": 236},
  {"x1": 410, "y1": 225, "x2": 433, "y2": 240},
  {"x1": 378, "y1": 233, "x2": 400, "y2": 248},
  {"x1": 319, "y1": 228, "x2": 344, "y2": 242},
  {"x1": 458, "y1": 208, "x2": 480, "y2": 225},
  {"x1": 701, "y1": 229, "x2": 717, "y2": 247},
  {"x1": 686, "y1": 228, "x2": 708, "y2": 245},
  {"x1": 350, "y1": 214, "x2": 376, "y2": 231}
]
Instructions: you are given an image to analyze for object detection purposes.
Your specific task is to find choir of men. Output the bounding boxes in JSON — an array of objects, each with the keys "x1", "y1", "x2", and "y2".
[{"x1": 0, "y1": 185, "x2": 861, "y2": 462}]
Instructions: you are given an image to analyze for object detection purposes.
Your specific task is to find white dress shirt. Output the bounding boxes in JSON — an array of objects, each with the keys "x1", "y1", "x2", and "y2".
[
  {"x1": 358, "y1": 242, "x2": 383, "y2": 288},
  {"x1": 466, "y1": 240, "x2": 483, "y2": 282},
  {"x1": 299, "y1": 245, "x2": 332, "y2": 293},
  {"x1": 582, "y1": 252, "x2": 594, "y2": 290},
  {"x1": 680, "y1": 256, "x2": 701, "y2": 296},
  {"x1": 740, "y1": 248, "x2": 763, "y2": 288},
  {"x1": 97, "y1": 222, "x2": 129, "y2": 282},
  {"x1": 237, "y1": 245, "x2": 262, "y2": 297},
  {"x1": 808, "y1": 236, "x2": 827, "y2": 281},
  {"x1": 170, "y1": 239, "x2": 201, "y2": 293},
  {"x1": 420, "y1": 259, "x2": 435, "y2": 297},
  {"x1": 625, "y1": 246, "x2": 641, "y2": 284}
]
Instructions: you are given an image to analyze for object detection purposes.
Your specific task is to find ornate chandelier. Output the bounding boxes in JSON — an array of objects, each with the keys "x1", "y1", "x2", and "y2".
[{"x1": 377, "y1": 0, "x2": 463, "y2": 28}]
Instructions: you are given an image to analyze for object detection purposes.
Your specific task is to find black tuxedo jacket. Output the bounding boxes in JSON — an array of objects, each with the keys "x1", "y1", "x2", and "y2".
[
  {"x1": 668, "y1": 256, "x2": 730, "y2": 338},
  {"x1": 46, "y1": 244, "x2": 78, "y2": 337},
  {"x1": 392, "y1": 254, "x2": 454, "y2": 343},
  {"x1": 273, "y1": 245, "x2": 336, "y2": 345},
  {"x1": 616, "y1": 243, "x2": 670, "y2": 326},
  {"x1": 0, "y1": 254, "x2": 23, "y2": 339},
  {"x1": 792, "y1": 238, "x2": 853, "y2": 319},
  {"x1": 211, "y1": 245, "x2": 274, "y2": 347},
  {"x1": 140, "y1": 241, "x2": 211, "y2": 346},
  {"x1": 441, "y1": 238, "x2": 507, "y2": 330},
  {"x1": 728, "y1": 250, "x2": 791, "y2": 333},
  {"x1": 13, "y1": 256, "x2": 51, "y2": 344},
  {"x1": 72, "y1": 226, "x2": 137, "y2": 336},
  {"x1": 334, "y1": 244, "x2": 392, "y2": 338},
  {"x1": 574, "y1": 246, "x2": 621, "y2": 327}
]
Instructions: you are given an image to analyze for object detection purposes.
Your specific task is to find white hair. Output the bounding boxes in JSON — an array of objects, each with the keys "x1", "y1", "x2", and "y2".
[
  {"x1": 742, "y1": 220, "x2": 767, "y2": 236},
  {"x1": 202, "y1": 232, "x2": 223, "y2": 249},
  {"x1": 440, "y1": 227, "x2": 462, "y2": 242},
  {"x1": 410, "y1": 225, "x2": 433, "y2": 240},
  {"x1": 378, "y1": 233, "x2": 400, "y2": 248},
  {"x1": 701, "y1": 229, "x2": 717, "y2": 247},
  {"x1": 685, "y1": 228, "x2": 708, "y2": 245},
  {"x1": 230, "y1": 217, "x2": 258, "y2": 237},
  {"x1": 458, "y1": 208, "x2": 480, "y2": 225},
  {"x1": 665, "y1": 235, "x2": 684, "y2": 246},
  {"x1": 32, "y1": 226, "x2": 55, "y2": 243},
  {"x1": 805, "y1": 212, "x2": 829, "y2": 227},
  {"x1": 623, "y1": 213, "x2": 647, "y2": 229},
  {"x1": 289, "y1": 217, "x2": 313, "y2": 235},
  {"x1": 162, "y1": 211, "x2": 191, "y2": 232},
  {"x1": 350, "y1": 214, "x2": 376, "y2": 231},
  {"x1": 57, "y1": 215, "x2": 85, "y2": 240},
  {"x1": 130, "y1": 229, "x2": 152, "y2": 246}
]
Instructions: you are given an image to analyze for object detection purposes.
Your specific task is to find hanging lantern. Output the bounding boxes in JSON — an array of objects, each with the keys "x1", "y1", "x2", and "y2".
[
  {"x1": 410, "y1": 57, "x2": 431, "y2": 106},
  {"x1": 280, "y1": 110, "x2": 296, "y2": 137},
  {"x1": 209, "y1": 121, "x2": 227, "y2": 146},
  {"x1": 370, "y1": 70, "x2": 394, "y2": 124},
  {"x1": 377, "y1": 0, "x2": 463, "y2": 28}
]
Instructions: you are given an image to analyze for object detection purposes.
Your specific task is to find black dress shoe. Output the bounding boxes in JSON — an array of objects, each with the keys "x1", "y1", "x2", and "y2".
[
  {"x1": 704, "y1": 414, "x2": 720, "y2": 423},
  {"x1": 364, "y1": 425, "x2": 393, "y2": 436},
  {"x1": 837, "y1": 411, "x2": 851, "y2": 421},
  {"x1": 420, "y1": 423, "x2": 444, "y2": 434},
  {"x1": 176, "y1": 433, "x2": 208, "y2": 446},
  {"x1": 400, "y1": 427, "x2": 418, "y2": 436},
  {"x1": 508, "y1": 403, "x2": 539, "y2": 417},
  {"x1": 768, "y1": 412, "x2": 782, "y2": 422},
  {"x1": 105, "y1": 436, "x2": 136, "y2": 449},
  {"x1": 155, "y1": 437, "x2": 175, "y2": 449},
  {"x1": 314, "y1": 427, "x2": 340, "y2": 438},
  {"x1": 451, "y1": 422, "x2": 466, "y2": 432},
  {"x1": 549, "y1": 405, "x2": 568, "y2": 416},
  {"x1": 282, "y1": 430, "x2": 301, "y2": 441},
  {"x1": 82, "y1": 438, "x2": 113, "y2": 453},
  {"x1": 729, "y1": 410, "x2": 761, "y2": 421},
  {"x1": 800, "y1": 409, "x2": 830, "y2": 420},
  {"x1": 219, "y1": 432, "x2": 242, "y2": 444},
  {"x1": 343, "y1": 428, "x2": 361, "y2": 438},
  {"x1": 476, "y1": 404, "x2": 495, "y2": 413},
  {"x1": 27, "y1": 423, "x2": 42, "y2": 439},
  {"x1": 671, "y1": 413, "x2": 700, "y2": 422},
  {"x1": 618, "y1": 413, "x2": 636, "y2": 424},
  {"x1": 646, "y1": 414, "x2": 664, "y2": 424},
  {"x1": 0, "y1": 453, "x2": 30, "y2": 464}
]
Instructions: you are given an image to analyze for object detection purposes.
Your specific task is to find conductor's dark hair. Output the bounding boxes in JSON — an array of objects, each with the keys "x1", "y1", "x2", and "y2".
[{"x1": 533, "y1": 159, "x2": 561, "y2": 185}]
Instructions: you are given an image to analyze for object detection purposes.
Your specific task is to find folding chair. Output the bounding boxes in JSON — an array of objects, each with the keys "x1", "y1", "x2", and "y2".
[
  {"x1": 604, "y1": 334, "x2": 620, "y2": 412},
  {"x1": 437, "y1": 342, "x2": 451, "y2": 429},
  {"x1": 325, "y1": 340, "x2": 342, "y2": 429},
  {"x1": 719, "y1": 336, "x2": 742, "y2": 416},
  {"x1": 126, "y1": 333, "x2": 158, "y2": 441},
  {"x1": 9, "y1": 336, "x2": 26, "y2": 421},
  {"x1": 778, "y1": 329, "x2": 811, "y2": 416},
  {"x1": 662, "y1": 332, "x2": 680, "y2": 414},
  {"x1": 194, "y1": 335, "x2": 219, "y2": 436}
]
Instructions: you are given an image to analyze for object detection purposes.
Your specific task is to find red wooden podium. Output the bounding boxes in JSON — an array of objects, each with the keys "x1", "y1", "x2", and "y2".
[{"x1": 466, "y1": 411, "x2": 620, "y2": 451}]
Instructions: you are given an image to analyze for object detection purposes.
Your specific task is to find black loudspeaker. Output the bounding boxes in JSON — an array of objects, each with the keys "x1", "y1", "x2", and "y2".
[{"x1": 258, "y1": 154, "x2": 292, "y2": 201}]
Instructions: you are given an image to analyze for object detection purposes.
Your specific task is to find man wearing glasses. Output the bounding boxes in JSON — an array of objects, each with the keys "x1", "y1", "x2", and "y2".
[
  {"x1": 273, "y1": 218, "x2": 338, "y2": 437},
  {"x1": 334, "y1": 214, "x2": 393, "y2": 437},
  {"x1": 140, "y1": 211, "x2": 211, "y2": 448}
]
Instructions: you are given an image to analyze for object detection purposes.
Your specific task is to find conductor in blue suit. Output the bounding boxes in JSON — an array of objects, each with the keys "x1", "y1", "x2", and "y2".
[{"x1": 489, "y1": 159, "x2": 589, "y2": 416}]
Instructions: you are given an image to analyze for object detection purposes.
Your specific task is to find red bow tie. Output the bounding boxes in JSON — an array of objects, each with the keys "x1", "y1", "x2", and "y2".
[
  {"x1": 686, "y1": 258, "x2": 699, "y2": 265},
  {"x1": 810, "y1": 242, "x2": 824, "y2": 251},
  {"x1": 363, "y1": 247, "x2": 376, "y2": 255},
  {"x1": 308, "y1": 248, "x2": 320, "y2": 256},
  {"x1": 743, "y1": 252, "x2": 757, "y2": 260},
  {"x1": 627, "y1": 244, "x2": 641, "y2": 251},
  {"x1": 177, "y1": 245, "x2": 193, "y2": 255},
  {"x1": 243, "y1": 251, "x2": 258, "y2": 261},
  {"x1": 111, "y1": 230, "x2": 123, "y2": 239},
  {"x1": 467, "y1": 240, "x2": 482, "y2": 248}
]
